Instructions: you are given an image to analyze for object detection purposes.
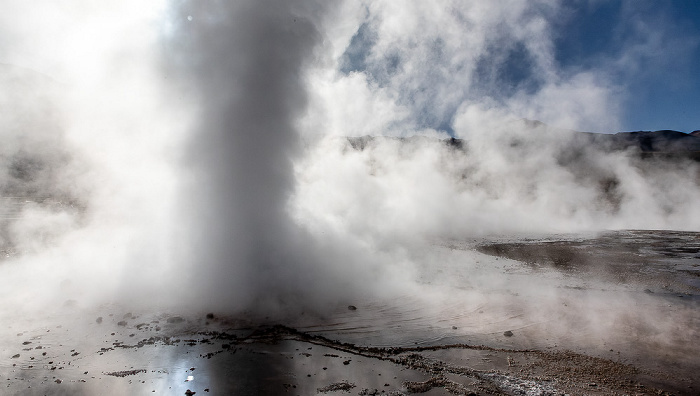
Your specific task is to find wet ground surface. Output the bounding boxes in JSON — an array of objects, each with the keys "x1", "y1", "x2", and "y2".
[
  {"x1": 476, "y1": 230, "x2": 700, "y2": 295},
  {"x1": 2, "y1": 230, "x2": 699, "y2": 395},
  {"x1": 0, "y1": 312, "x2": 675, "y2": 396}
]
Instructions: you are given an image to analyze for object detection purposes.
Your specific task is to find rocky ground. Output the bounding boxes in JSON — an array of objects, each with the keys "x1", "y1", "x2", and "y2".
[
  {"x1": 2, "y1": 231, "x2": 699, "y2": 395},
  {"x1": 1, "y1": 311, "x2": 690, "y2": 395}
]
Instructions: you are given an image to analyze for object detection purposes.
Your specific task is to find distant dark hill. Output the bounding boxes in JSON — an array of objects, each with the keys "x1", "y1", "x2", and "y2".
[
  {"x1": 348, "y1": 127, "x2": 700, "y2": 161},
  {"x1": 600, "y1": 130, "x2": 700, "y2": 152},
  {"x1": 573, "y1": 129, "x2": 700, "y2": 161}
]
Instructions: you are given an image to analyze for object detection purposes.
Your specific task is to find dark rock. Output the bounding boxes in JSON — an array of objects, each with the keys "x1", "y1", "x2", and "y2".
[
  {"x1": 503, "y1": 330, "x2": 513, "y2": 337},
  {"x1": 347, "y1": 305, "x2": 357, "y2": 311},
  {"x1": 96, "y1": 317, "x2": 103, "y2": 323},
  {"x1": 105, "y1": 369, "x2": 146, "y2": 377},
  {"x1": 317, "y1": 381, "x2": 355, "y2": 393},
  {"x1": 117, "y1": 321, "x2": 127, "y2": 326},
  {"x1": 185, "y1": 390, "x2": 196, "y2": 396}
]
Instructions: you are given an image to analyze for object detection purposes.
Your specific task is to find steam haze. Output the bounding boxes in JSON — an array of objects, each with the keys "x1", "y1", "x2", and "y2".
[
  {"x1": 167, "y1": 0, "x2": 376, "y2": 313},
  {"x1": 0, "y1": 0, "x2": 698, "y2": 347}
]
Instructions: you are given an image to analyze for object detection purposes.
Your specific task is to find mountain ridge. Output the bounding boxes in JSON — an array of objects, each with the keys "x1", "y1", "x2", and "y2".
[{"x1": 346, "y1": 125, "x2": 700, "y2": 160}]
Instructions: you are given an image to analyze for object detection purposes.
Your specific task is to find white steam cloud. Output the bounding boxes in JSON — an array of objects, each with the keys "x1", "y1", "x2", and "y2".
[{"x1": 0, "y1": 0, "x2": 698, "y2": 331}]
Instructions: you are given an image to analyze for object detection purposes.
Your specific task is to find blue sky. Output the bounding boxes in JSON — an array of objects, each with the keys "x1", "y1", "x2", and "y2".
[
  {"x1": 553, "y1": 1, "x2": 700, "y2": 133},
  {"x1": 324, "y1": 1, "x2": 700, "y2": 137}
]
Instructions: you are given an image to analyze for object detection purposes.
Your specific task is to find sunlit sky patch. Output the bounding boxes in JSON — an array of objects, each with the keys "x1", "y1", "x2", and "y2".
[
  {"x1": 552, "y1": 1, "x2": 700, "y2": 133},
  {"x1": 332, "y1": 1, "x2": 700, "y2": 135}
]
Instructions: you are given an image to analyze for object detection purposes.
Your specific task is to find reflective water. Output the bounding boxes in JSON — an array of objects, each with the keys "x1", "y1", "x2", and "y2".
[{"x1": 1, "y1": 230, "x2": 699, "y2": 395}]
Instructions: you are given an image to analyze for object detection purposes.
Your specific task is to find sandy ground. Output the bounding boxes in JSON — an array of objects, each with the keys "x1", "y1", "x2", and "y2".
[{"x1": 1, "y1": 230, "x2": 699, "y2": 395}]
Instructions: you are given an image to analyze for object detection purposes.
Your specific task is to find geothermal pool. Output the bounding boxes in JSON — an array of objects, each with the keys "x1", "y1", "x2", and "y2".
[{"x1": 1, "y1": 230, "x2": 698, "y2": 395}]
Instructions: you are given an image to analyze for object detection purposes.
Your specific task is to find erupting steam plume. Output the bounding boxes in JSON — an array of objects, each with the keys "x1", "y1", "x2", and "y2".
[
  {"x1": 0, "y1": 0, "x2": 698, "y2": 320},
  {"x1": 168, "y1": 0, "x2": 364, "y2": 313}
]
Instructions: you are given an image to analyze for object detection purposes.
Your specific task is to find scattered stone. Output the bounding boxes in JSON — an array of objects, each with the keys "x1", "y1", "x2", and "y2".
[
  {"x1": 343, "y1": 360, "x2": 351, "y2": 365},
  {"x1": 347, "y1": 305, "x2": 357, "y2": 311},
  {"x1": 503, "y1": 331, "x2": 514, "y2": 337},
  {"x1": 317, "y1": 381, "x2": 356, "y2": 393},
  {"x1": 55, "y1": 379, "x2": 62, "y2": 384},
  {"x1": 117, "y1": 321, "x2": 127, "y2": 327},
  {"x1": 452, "y1": 326, "x2": 458, "y2": 330},
  {"x1": 185, "y1": 390, "x2": 196, "y2": 396},
  {"x1": 206, "y1": 313, "x2": 215, "y2": 319},
  {"x1": 11, "y1": 354, "x2": 19, "y2": 359},
  {"x1": 96, "y1": 317, "x2": 103, "y2": 324},
  {"x1": 104, "y1": 369, "x2": 146, "y2": 377}
]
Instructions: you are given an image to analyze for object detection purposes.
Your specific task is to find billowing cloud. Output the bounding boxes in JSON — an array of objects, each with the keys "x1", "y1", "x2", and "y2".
[{"x1": 0, "y1": 0, "x2": 697, "y2": 327}]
